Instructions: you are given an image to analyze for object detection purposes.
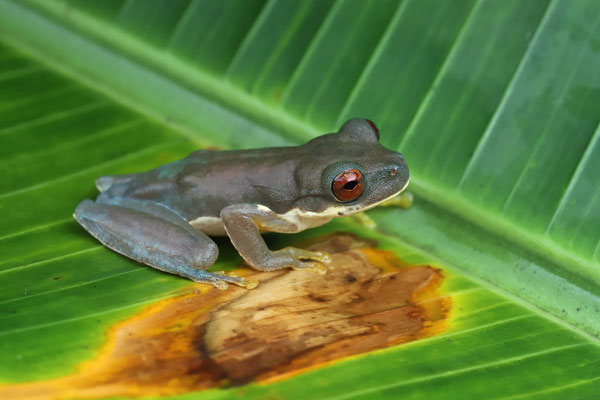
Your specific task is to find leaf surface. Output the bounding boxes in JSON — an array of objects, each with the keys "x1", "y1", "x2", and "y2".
[{"x1": 0, "y1": 0, "x2": 599, "y2": 398}]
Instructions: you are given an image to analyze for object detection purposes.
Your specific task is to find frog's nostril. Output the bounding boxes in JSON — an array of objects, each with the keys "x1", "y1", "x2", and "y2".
[{"x1": 390, "y1": 167, "x2": 398, "y2": 176}]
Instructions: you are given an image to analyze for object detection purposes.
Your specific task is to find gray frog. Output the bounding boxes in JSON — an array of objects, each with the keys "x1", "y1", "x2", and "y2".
[{"x1": 74, "y1": 119, "x2": 410, "y2": 290}]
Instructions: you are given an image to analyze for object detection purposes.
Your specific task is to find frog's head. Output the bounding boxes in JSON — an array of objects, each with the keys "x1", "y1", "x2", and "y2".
[{"x1": 295, "y1": 118, "x2": 410, "y2": 216}]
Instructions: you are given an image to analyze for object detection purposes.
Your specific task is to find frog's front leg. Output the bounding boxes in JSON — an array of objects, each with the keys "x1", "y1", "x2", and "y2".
[
  {"x1": 73, "y1": 199, "x2": 257, "y2": 290},
  {"x1": 221, "y1": 204, "x2": 331, "y2": 274}
]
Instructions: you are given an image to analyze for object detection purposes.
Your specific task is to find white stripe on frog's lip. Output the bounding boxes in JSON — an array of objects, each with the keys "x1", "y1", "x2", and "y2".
[
  {"x1": 279, "y1": 177, "x2": 411, "y2": 221},
  {"x1": 189, "y1": 178, "x2": 410, "y2": 234},
  {"x1": 335, "y1": 176, "x2": 410, "y2": 216}
]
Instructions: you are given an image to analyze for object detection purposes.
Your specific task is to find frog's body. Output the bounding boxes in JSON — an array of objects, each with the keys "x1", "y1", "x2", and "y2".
[{"x1": 74, "y1": 119, "x2": 409, "y2": 290}]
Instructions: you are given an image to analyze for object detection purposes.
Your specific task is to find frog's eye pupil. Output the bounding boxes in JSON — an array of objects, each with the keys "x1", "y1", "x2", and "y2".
[
  {"x1": 343, "y1": 181, "x2": 358, "y2": 190},
  {"x1": 332, "y1": 169, "x2": 364, "y2": 202}
]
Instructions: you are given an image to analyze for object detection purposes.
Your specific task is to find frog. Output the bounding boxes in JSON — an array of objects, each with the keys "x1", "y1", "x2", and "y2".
[{"x1": 74, "y1": 118, "x2": 410, "y2": 290}]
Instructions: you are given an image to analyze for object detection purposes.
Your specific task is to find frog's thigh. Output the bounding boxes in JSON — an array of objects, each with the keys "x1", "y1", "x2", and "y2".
[{"x1": 74, "y1": 200, "x2": 237, "y2": 287}]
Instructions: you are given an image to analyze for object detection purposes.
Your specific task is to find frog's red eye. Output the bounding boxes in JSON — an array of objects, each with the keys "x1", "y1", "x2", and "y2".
[
  {"x1": 332, "y1": 169, "x2": 364, "y2": 202},
  {"x1": 365, "y1": 119, "x2": 380, "y2": 141}
]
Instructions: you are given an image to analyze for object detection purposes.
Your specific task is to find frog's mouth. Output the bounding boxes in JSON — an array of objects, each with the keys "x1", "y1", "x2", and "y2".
[{"x1": 365, "y1": 175, "x2": 411, "y2": 210}]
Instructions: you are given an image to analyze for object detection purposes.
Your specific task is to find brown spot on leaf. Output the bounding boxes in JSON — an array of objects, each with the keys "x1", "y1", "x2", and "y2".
[{"x1": 0, "y1": 233, "x2": 451, "y2": 399}]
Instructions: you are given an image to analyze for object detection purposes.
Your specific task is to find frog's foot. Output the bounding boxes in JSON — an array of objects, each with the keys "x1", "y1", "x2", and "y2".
[
  {"x1": 263, "y1": 247, "x2": 330, "y2": 275},
  {"x1": 279, "y1": 247, "x2": 332, "y2": 264},
  {"x1": 379, "y1": 191, "x2": 413, "y2": 209},
  {"x1": 290, "y1": 261, "x2": 328, "y2": 275},
  {"x1": 352, "y1": 212, "x2": 377, "y2": 228},
  {"x1": 195, "y1": 270, "x2": 259, "y2": 290}
]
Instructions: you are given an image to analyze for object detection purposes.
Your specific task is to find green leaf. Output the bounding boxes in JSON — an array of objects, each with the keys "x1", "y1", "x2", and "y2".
[{"x1": 1, "y1": 0, "x2": 599, "y2": 398}]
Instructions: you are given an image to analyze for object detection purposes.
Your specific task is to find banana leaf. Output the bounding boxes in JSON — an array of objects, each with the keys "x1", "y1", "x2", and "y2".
[{"x1": 0, "y1": 0, "x2": 599, "y2": 398}]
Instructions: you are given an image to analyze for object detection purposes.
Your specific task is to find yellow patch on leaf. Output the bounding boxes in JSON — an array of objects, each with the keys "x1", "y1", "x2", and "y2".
[{"x1": 1, "y1": 233, "x2": 452, "y2": 399}]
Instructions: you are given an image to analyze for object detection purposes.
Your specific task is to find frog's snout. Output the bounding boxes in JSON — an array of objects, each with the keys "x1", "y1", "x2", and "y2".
[
  {"x1": 388, "y1": 153, "x2": 408, "y2": 175},
  {"x1": 396, "y1": 152, "x2": 408, "y2": 168},
  {"x1": 386, "y1": 153, "x2": 409, "y2": 188}
]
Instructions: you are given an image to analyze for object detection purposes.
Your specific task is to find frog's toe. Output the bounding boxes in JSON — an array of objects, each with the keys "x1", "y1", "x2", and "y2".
[
  {"x1": 220, "y1": 273, "x2": 259, "y2": 290},
  {"x1": 292, "y1": 261, "x2": 328, "y2": 275},
  {"x1": 314, "y1": 263, "x2": 328, "y2": 275},
  {"x1": 189, "y1": 271, "x2": 257, "y2": 290},
  {"x1": 279, "y1": 247, "x2": 330, "y2": 264},
  {"x1": 352, "y1": 213, "x2": 377, "y2": 228},
  {"x1": 239, "y1": 278, "x2": 259, "y2": 289},
  {"x1": 212, "y1": 280, "x2": 229, "y2": 290},
  {"x1": 309, "y1": 251, "x2": 331, "y2": 264}
]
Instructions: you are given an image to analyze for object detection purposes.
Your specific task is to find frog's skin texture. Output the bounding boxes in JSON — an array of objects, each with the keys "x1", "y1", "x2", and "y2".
[{"x1": 74, "y1": 119, "x2": 410, "y2": 290}]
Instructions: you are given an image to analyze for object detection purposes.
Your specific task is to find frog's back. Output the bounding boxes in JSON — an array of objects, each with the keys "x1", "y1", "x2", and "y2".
[
  {"x1": 95, "y1": 149, "x2": 222, "y2": 193},
  {"x1": 94, "y1": 147, "x2": 298, "y2": 219}
]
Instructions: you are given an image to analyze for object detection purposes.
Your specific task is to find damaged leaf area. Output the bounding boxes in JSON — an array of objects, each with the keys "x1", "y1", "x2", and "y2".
[{"x1": 0, "y1": 234, "x2": 450, "y2": 399}]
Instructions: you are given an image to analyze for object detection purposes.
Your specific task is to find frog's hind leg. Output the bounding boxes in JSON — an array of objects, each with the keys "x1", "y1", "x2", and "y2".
[{"x1": 73, "y1": 199, "x2": 257, "y2": 290}]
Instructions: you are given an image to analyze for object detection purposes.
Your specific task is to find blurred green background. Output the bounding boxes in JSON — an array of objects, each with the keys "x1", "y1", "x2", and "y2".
[{"x1": 0, "y1": 0, "x2": 599, "y2": 398}]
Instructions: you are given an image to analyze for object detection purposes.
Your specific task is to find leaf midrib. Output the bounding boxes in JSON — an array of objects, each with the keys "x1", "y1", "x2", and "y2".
[
  {"x1": 20, "y1": 0, "x2": 317, "y2": 144},
  {"x1": 1, "y1": 0, "x2": 597, "y2": 340}
]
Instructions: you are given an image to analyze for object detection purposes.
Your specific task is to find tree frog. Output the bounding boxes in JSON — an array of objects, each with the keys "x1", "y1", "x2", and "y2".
[{"x1": 74, "y1": 119, "x2": 409, "y2": 290}]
